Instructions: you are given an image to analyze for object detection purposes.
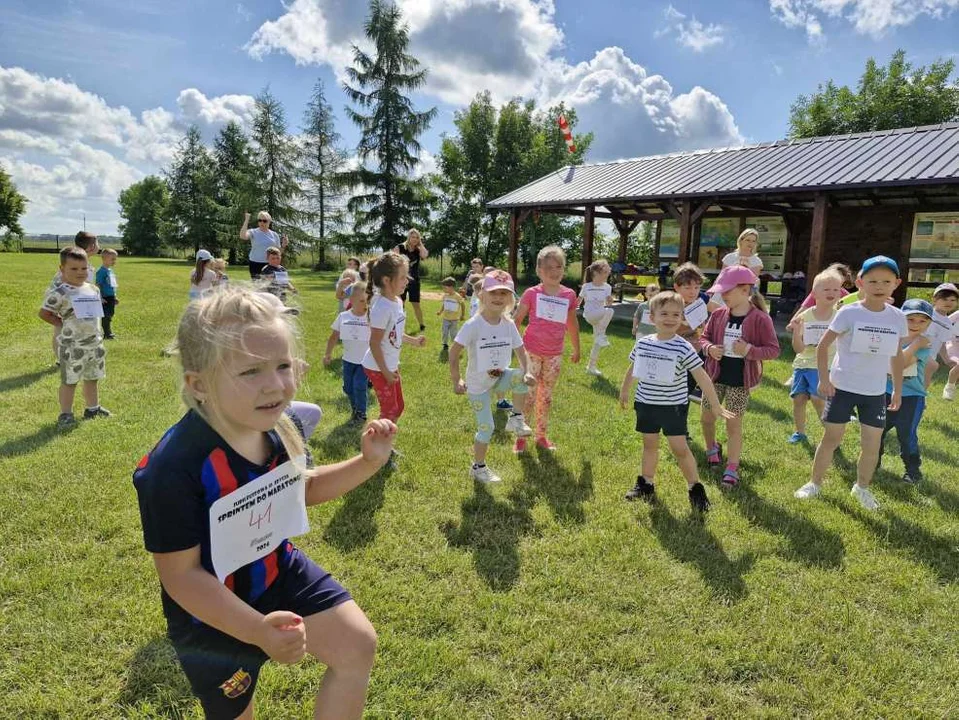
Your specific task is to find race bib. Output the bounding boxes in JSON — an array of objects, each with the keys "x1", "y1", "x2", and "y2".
[
  {"x1": 443, "y1": 298, "x2": 460, "y2": 313},
  {"x1": 683, "y1": 298, "x2": 708, "y2": 330},
  {"x1": 273, "y1": 271, "x2": 290, "y2": 286},
  {"x1": 803, "y1": 321, "x2": 830, "y2": 347},
  {"x1": 536, "y1": 293, "x2": 570, "y2": 324},
  {"x1": 476, "y1": 336, "x2": 512, "y2": 374},
  {"x1": 723, "y1": 325, "x2": 744, "y2": 358},
  {"x1": 633, "y1": 350, "x2": 678, "y2": 384},
  {"x1": 208, "y1": 457, "x2": 309, "y2": 582},
  {"x1": 850, "y1": 323, "x2": 899, "y2": 357},
  {"x1": 71, "y1": 291, "x2": 104, "y2": 319},
  {"x1": 340, "y1": 319, "x2": 370, "y2": 342}
]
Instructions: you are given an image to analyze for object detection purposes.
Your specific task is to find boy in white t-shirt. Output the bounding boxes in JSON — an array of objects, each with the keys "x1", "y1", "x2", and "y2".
[
  {"x1": 619, "y1": 291, "x2": 730, "y2": 513},
  {"x1": 795, "y1": 256, "x2": 907, "y2": 511},
  {"x1": 925, "y1": 283, "x2": 959, "y2": 393},
  {"x1": 324, "y1": 284, "x2": 371, "y2": 425}
]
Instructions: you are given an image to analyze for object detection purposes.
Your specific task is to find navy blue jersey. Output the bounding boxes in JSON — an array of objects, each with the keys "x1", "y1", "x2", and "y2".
[{"x1": 133, "y1": 410, "x2": 297, "y2": 629}]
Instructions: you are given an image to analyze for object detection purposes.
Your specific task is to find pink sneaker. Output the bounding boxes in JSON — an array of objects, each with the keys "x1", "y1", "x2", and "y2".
[
  {"x1": 535, "y1": 437, "x2": 557, "y2": 451},
  {"x1": 513, "y1": 437, "x2": 528, "y2": 454}
]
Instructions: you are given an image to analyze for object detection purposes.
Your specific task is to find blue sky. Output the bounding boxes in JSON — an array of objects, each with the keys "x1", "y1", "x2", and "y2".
[{"x1": 1, "y1": 0, "x2": 957, "y2": 234}]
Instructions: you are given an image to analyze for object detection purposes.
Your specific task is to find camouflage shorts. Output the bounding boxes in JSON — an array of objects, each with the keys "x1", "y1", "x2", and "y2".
[{"x1": 59, "y1": 341, "x2": 106, "y2": 385}]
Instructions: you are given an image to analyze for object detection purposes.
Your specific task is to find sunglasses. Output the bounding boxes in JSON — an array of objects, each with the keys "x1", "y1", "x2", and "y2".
[{"x1": 258, "y1": 219, "x2": 269, "y2": 223}]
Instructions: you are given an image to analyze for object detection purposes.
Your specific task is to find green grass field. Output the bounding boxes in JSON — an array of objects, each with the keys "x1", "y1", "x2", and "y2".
[{"x1": 2, "y1": 254, "x2": 957, "y2": 718}]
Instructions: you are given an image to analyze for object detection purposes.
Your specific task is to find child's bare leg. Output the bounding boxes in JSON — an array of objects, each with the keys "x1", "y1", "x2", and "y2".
[
  {"x1": 473, "y1": 440, "x2": 488, "y2": 465},
  {"x1": 725, "y1": 415, "x2": 743, "y2": 466},
  {"x1": 793, "y1": 395, "x2": 808, "y2": 435},
  {"x1": 642, "y1": 433, "x2": 659, "y2": 480},
  {"x1": 857, "y1": 425, "x2": 883, "y2": 489},
  {"x1": 701, "y1": 406, "x2": 717, "y2": 449},
  {"x1": 59, "y1": 383, "x2": 77, "y2": 414},
  {"x1": 82, "y1": 379, "x2": 99, "y2": 408},
  {"x1": 810, "y1": 396, "x2": 825, "y2": 425},
  {"x1": 924, "y1": 358, "x2": 939, "y2": 388},
  {"x1": 306, "y1": 602, "x2": 377, "y2": 720},
  {"x1": 666, "y1": 435, "x2": 699, "y2": 487},
  {"x1": 811, "y1": 422, "x2": 846, "y2": 486}
]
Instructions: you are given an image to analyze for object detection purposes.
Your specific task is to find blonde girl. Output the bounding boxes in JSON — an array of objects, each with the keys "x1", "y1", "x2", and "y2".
[
  {"x1": 512, "y1": 245, "x2": 581, "y2": 452},
  {"x1": 578, "y1": 259, "x2": 614, "y2": 376},
  {"x1": 189, "y1": 249, "x2": 218, "y2": 300},
  {"x1": 361, "y1": 252, "x2": 426, "y2": 426},
  {"x1": 698, "y1": 265, "x2": 781, "y2": 487},
  {"x1": 449, "y1": 270, "x2": 535, "y2": 483},
  {"x1": 211, "y1": 258, "x2": 229, "y2": 287},
  {"x1": 722, "y1": 229, "x2": 764, "y2": 273},
  {"x1": 336, "y1": 268, "x2": 360, "y2": 312},
  {"x1": 133, "y1": 286, "x2": 396, "y2": 720}
]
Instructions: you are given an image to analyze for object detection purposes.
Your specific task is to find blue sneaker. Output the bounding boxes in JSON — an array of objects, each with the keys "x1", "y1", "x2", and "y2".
[
  {"x1": 788, "y1": 432, "x2": 807, "y2": 444},
  {"x1": 496, "y1": 399, "x2": 513, "y2": 411}
]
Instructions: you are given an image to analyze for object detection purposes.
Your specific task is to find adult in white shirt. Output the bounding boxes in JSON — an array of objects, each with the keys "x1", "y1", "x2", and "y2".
[
  {"x1": 239, "y1": 210, "x2": 287, "y2": 279},
  {"x1": 721, "y1": 229, "x2": 764, "y2": 273}
]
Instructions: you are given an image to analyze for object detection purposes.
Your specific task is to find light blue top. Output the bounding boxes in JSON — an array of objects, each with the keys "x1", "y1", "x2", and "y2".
[
  {"x1": 886, "y1": 343, "x2": 930, "y2": 397},
  {"x1": 248, "y1": 227, "x2": 280, "y2": 263}
]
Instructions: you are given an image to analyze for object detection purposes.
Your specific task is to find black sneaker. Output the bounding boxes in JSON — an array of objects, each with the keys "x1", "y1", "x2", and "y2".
[
  {"x1": 57, "y1": 412, "x2": 76, "y2": 430},
  {"x1": 83, "y1": 406, "x2": 112, "y2": 420},
  {"x1": 625, "y1": 476, "x2": 656, "y2": 502},
  {"x1": 104, "y1": 334, "x2": 117, "y2": 340},
  {"x1": 902, "y1": 470, "x2": 921, "y2": 484},
  {"x1": 419, "y1": 324, "x2": 426, "y2": 332},
  {"x1": 688, "y1": 482, "x2": 710, "y2": 513}
]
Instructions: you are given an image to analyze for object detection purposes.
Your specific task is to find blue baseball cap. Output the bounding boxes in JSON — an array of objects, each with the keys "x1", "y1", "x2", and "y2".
[
  {"x1": 901, "y1": 298, "x2": 933, "y2": 318},
  {"x1": 858, "y1": 255, "x2": 900, "y2": 278}
]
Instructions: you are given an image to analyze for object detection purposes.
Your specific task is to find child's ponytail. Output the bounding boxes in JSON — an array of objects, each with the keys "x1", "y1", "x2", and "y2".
[{"x1": 750, "y1": 290, "x2": 768, "y2": 314}]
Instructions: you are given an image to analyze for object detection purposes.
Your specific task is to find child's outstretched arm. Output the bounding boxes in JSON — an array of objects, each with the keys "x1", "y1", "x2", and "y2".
[
  {"x1": 691, "y1": 367, "x2": 735, "y2": 419},
  {"x1": 402, "y1": 332, "x2": 426, "y2": 347},
  {"x1": 888, "y1": 345, "x2": 905, "y2": 411},
  {"x1": 305, "y1": 420, "x2": 397, "y2": 504},
  {"x1": 449, "y1": 342, "x2": 466, "y2": 393},
  {"x1": 791, "y1": 317, "x2": 806, "y2": 355},
  {"x1": 619, "y1": 366, "x2": 635, "y2": 409},
  {"x1": 513, "y1": 300, "x2": 530, "y2": 327},
  {"x1": 38, "y1": 309, "x2": 61, "y2": 326},
  {"x1": 154, "y1": 547, "x2": 306, "y2": 665},
  {"x1": 322, "y1": 330, "x2": 340, "y2": 366},
  {"x1": 514, "y1": 346, "x2": 536, "y2": 384}
]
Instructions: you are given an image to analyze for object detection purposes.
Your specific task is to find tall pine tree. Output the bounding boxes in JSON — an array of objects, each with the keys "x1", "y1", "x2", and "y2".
[
  {"x1": 300, "y1": 79, "x2": 347, "y2": 266},
  {"x1": 342, "y1": 0, "x2": 436, "y2": 250},
  {"x1": 251, "y1": 89, "x2": 303, "y2": 245},
  {"x1": 165, "y1": 125, "x2": 218, "y2": 254},
  {"x1": 213, "y1": 121, "x2": 257, "y2": 264}
]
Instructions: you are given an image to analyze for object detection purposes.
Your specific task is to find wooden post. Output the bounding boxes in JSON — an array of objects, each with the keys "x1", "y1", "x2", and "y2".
[
  {"x1": 806, "y1": 192, "x2": 828, "y2": 281},
  {"x1": 582, "y1": 204, "x2": 595, "y2": 281},
  {"x1": 896, "y1": 211, "x2": 915, "y2": 304},
  {"x1": 508, "y1": 209, "x2": 520, "y2": 279},
  {"x1": 654, "y1": 219, "x2": 662, "y2": 266},
  {"x1": 678, "y1": 199, "x2": 693, "y2": 263},
  {"x1": 691, "y1": 219, "x2": 702, "y2": 267}
]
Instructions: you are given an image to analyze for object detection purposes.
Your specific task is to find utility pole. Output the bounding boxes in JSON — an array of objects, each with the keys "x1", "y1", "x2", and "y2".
[{"x1": 83, "y1": 214, "x2": 86, "y2": 231}]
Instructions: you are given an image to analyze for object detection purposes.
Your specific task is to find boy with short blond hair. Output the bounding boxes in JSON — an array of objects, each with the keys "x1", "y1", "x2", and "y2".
[
  {"x1": 39, "y1": 247, "x2": 111, "y2": 429},
  {"x1": 95, "y1": 248, "x2": 119, "y2": 339}
]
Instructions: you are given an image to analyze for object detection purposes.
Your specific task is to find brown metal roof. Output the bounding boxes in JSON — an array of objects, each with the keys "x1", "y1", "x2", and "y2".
[{"x1": 487, "y1": 123, "x2": 959, "y2": 210}]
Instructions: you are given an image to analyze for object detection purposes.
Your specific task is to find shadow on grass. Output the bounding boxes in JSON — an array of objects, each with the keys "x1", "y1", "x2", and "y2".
[
  {"x1": 441, "y1": 481, "x2": 536, "y2": 592},
  {"x1": 514, "y1": 450, "x2": 594, "y2": 524},
  {"x1": 314, "y1": 420, "x2": 362, "y2": 463},
  {"x1": 588, "y1": 374, "x2": 619, "y2": 398},
  {"x1": 117, "y1": 637, "x2": 193, "y2": 716},
  {"x1": 323, "y1": 469, "x2": 388, "y2": 552},
  {"x1": 748, "y1": 396, "x2": 793, "y2": 425},
  {"x1": 0, "y1": 365, "x2": 57, "y2": 393},
  {"x1": 0, "y1": 422, "x2": 66, "y2": 459},
  {"x1": 647, "y1": 503, "x2": 755, "y2": 603},
  {"x1": 825, "y1": 497, "x2": 959, "y2": 583},
  {"x1": 727, "y1": 484, "x2": 844, "y2": 569},
  {"x1": 437, "y1": 346, "x2": 449, "y2": 364}
]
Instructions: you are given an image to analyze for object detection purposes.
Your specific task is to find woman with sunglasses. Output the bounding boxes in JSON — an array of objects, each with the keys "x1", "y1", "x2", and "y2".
[
  {"x1": 393, "y1": 228, "x2": 428, "y2": 332},
  {"x1": 240, "y1": 210, "x2": 288, "y2": 279}
]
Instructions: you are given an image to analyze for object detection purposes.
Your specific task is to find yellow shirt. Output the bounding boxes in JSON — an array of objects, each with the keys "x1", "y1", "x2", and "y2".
[
  {"x1": 793, "y1": 306, "x2": 837, "y2": 370},
  {"x1": 439, "y1": 292, "x2": 466, "y2": 321}
]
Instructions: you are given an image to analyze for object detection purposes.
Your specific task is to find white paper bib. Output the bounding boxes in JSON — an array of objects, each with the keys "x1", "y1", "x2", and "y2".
[
  {"x1": 443, "y1": 298, "x2": 460, "y2": 313},
  {"x1": 340, "y1": 318, "x2": 370, "y2": 342},
  {"x1": 273, "y1": 271, "x2": 290, "y2": 286},
  {"x1": 476, "y1": 336, "x2": 511, "y2": 374},
  {"x1": 633, "y1": 349, "x2": 678, "y2": 383},
  {"x1": 723, "y1": 325, "x2": 745, "y2": 358},
  {"x1": 850, "y1": 322, "x2": 899, "y2": 356},
  {"x1": 683, "y1": 298, "x2": 708, "y2": 330},
  {"x1": 803, "y1": 321, "x2": 830, "y2": 347},
  {"x1": 536, "y1": 293, "x2": 570, "y2": 324},
  {"x1": 208, "y1": 457, "x2": 309, "y2": 583},
  {"x1": 71, "y1": 291, "x2": 104, "y2": 319}
]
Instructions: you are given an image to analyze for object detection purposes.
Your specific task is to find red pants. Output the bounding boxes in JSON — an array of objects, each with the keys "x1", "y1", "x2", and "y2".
[{"x1": 364, "y1": 369, "x2": 405, "y2": 422}]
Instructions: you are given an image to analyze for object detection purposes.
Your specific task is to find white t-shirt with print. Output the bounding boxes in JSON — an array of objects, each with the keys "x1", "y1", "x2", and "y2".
[
  {"x1": 454, "y1": 313, "x2": 524, "y2": 395},
  {"x1": 362, "y1": 295, "x2": 406, "y2": 372},
  {"x1": 721, "y1": 252, "x2": 763, "y2": 270},
  {"x1": 925, "y1": 309, "x2": 955, "y2": 357},
  {"x1": 331, "y1": 311, "x2": 371, "y2": 365},
  {"x1": 828, "y1": 302, "x2": 907, "y2": 396},
  {"x1": 579, "y1": 282, "x2": 612, "y2": 316}
]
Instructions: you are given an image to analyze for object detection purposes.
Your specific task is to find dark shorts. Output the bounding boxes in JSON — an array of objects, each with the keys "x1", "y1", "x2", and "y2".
[
  {"x1": 168, "y1": 550, "x2": 351, "y2": 719},
  {"x1": 635, "y1": 401, "x2": 689, "y2": 436},
  {"x1": 248, "y1": 260, "x2": 262, "y2": 279},
  {"x1": 401, "y1": 280, "x2": 421, "y2": 304},
  {"x1": 823, "y1": 388, "x2": 886, "y2": 429},
  {"x1": 102, "y1": 296, "x2": 117, "y2": 318}
]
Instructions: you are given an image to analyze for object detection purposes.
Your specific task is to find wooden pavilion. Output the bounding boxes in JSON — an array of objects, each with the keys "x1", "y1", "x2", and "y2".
[{"x1": 488, "y1": 123, "x2": 959, "y2": 298}]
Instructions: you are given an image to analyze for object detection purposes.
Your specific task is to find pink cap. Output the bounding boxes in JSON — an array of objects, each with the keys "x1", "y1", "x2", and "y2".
[
  {"x1": 706, "y1": 265, "x2": 758, "y2": 295},
  {"x1": 482, "y1": 269, "x2": 515, "y2": 293}
]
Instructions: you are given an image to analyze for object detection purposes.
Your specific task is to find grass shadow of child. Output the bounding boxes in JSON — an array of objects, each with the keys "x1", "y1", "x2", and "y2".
[
  {"x1": 440, "y1": 481, "x2": 536, "y2": 592},
  {"x1": 322, "y1": 469, "x2": 388, "y2": 552},
  {"x1": 116, "y1": 637, "x2": 193, "y2": 717},
  {"x1": 513, "y1": 450, "x2": 594, "y2": 525},
  {"x1": 0, "y1": 422, "x2": 70, "y2": 459}
]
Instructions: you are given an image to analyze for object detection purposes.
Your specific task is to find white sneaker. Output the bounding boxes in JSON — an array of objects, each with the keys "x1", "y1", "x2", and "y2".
[
  {"x1": 944, "y1": 383, "x2": 956, "y2": 401},
  {"x1": 505, "y1": 413, "x2": 532, "y2": 437},
  {"x1": 586, "y1": 366, "x2": 602, "y2": 376},
  {"x1": 470, "y1": 464, "x2": 501, "y2": 483},
  {"x1": 850, "y1": 483, "x2": 879, "y2": 511},
  {"x1": 794, "y1": 481, "x2": 821, "y2": 500},
  {"x1": 596, "y1": 335, "x2": 611, "y2": 348}
]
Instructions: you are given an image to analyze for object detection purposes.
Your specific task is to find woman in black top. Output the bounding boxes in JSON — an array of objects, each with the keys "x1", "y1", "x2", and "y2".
[{"x1": 394, "y1": 228, "x2": 429, "y2": 331}]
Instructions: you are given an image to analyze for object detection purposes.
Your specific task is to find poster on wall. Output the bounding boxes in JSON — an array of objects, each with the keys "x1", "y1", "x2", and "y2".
[
  {"x1": 910, "y1": 212, "x2": 959, "y2": 263},
  {"x1": 745, "y1": 217, "x2": 787, "y2": 273},
  {"x1": 659, "y1": 219, "x2": 679, "y2": 258},
  {"x1": 698, "y1": 218, "x2": 739, "y2": 270}
]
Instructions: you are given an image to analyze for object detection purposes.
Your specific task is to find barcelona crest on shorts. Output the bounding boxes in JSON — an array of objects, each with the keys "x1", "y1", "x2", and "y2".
[{"x1": 219, "y1": 669, "x2": 252, "y2": 698}]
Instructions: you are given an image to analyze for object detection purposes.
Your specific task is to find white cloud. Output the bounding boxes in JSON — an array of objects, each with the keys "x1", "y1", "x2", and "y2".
[
  {"x1": 0, "y1": 66, "x2": 256, "y2": 234},
  {"x1": 538, "y1": 48, "x2": 743, "y2": 161},
  {"x1": 236, "y1": 3, "x2": 253, "y2": 22},
  {"x1": 770, "y1": 0, "x2": 959, "y2": 39},
  {"x1": 657, "y1": 5, "x2": 726, "y2": 52}
]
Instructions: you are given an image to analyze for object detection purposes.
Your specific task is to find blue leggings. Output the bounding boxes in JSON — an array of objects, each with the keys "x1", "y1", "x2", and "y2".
[
  {"x1": 468, "y1": 368, "x2": 529, "y2": 444},
  {"x1": 342, "y1": 360, "x2": 368, "y2": 414}
]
